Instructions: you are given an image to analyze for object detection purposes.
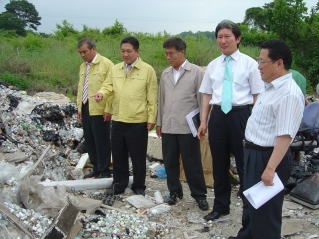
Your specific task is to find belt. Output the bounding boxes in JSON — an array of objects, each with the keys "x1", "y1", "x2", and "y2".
[
  {"x1": 242, "y1": 140, "x2": 274, "y2": 151},
  {"x1": 213, "y1": 104, "x2": 252, "y2": 111}
]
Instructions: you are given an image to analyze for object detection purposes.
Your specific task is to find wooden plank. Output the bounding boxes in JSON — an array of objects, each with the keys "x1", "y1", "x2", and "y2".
[{"x1": 43, "y1": 203, "x2": 80, "y2": 239}]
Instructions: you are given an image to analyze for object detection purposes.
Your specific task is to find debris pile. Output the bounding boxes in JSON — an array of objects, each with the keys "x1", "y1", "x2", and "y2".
[
  {"x1": 80, "y1": 209, "x2": 167, "y2": 238},
  {"x1": 4, "y1": 202, "x2": 54, "y2": 237},
  {"x1": 0, "y1": 83, "x2": 318, "y2": 238}
]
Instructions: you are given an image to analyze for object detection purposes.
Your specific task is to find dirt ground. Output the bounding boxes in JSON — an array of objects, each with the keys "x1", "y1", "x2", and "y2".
[
  {"x1": 0, "y1": 161, "x2": 318, "y2": 239},
  {"x1": 98, "y1": 168, "x2": 319, "y2": 239}
]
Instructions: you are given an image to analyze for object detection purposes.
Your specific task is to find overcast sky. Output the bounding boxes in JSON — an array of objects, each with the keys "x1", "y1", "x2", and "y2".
[{"x1": 0, "y1": 0, "x2": 318, "y2": 35}]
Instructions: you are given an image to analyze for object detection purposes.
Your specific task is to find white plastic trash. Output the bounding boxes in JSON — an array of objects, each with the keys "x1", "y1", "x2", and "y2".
[{"x1": 154, "y1": 191, "x2": 164, "y2": 204}]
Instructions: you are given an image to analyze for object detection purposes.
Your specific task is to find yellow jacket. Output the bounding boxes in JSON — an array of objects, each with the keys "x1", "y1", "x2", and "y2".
[
  {"x1": 77, "y1": 53, "x2": 114, "y2": 115},
  {"x1": 99, "y1": 58, "x2": 158, "y2": 123}
]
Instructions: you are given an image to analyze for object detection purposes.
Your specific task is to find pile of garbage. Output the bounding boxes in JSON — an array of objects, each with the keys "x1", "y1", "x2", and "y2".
[
  {"x1": 0, "y1": 83, "x2": 319, "y2": 239},
  {"x1": 0, "y1": 84, "x2": 174, "y2": 239}
]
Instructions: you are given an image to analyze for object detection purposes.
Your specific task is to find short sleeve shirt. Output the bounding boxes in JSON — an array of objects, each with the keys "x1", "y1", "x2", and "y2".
[{"x1": 199, "y1": 50, "x2": 264, "y2": 106}]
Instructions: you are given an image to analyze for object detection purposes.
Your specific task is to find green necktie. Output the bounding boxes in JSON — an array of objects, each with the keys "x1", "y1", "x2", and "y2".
[{"x1": 221, "y1": 56, "x2": 233, "y2": 114}]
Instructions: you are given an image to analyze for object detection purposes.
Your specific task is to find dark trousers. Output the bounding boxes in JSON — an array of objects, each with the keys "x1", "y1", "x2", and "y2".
[
  {"x1": 162, "y1": 133, "x2": 207, "y2": 201},
  {"x1": 111, "y1": 121, "x2": 148, "y2": 193},
  {"x1": 81, "y1": 103, "x2": 111, "y2": 174},
  {"x1": 208, "y1": 107, "x2": 250, "y2": 212},
  {"x1": 237, "y1": 147, "x2": 293, "y2": 239}
]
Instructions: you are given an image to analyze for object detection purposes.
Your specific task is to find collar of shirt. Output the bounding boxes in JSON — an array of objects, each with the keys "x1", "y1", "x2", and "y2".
[
  {"x1": 126, "y1": 57, "x2": 139, "y2": 68},
  {"x1": 265, "y1": 72, "x2": 292, "y2": 90},
  {"x1": 86, "y1": 53, "x2": 97, "y2": 64},
  {"x1": 221, "y1": 50, "x2": 240, "y2": 63},
  {"x1": 171, "y1": 59, "x2": 187, "y2": 83}
]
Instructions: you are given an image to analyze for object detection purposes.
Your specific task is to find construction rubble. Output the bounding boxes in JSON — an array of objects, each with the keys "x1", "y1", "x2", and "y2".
[{"x1": 0, "y1": 83, "x2": 318, "y2": 239}]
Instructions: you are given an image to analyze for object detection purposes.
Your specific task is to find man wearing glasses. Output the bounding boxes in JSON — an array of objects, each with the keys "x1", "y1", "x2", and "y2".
[
  {"x1": 229, "y1": 40, "x2": 304, "y2": 239},
  {"x1": 156, "y1": 37, "x2": 209, "y2": 210},
  {"x1": 198, "y1": 20, "x2": 264, "y2": 221}
]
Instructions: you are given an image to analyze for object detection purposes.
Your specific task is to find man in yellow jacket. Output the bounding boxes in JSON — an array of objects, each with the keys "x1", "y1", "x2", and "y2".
[
  {"x1": 77, "y1": 38, "x2": 114, "y2": 179},
  {"x1": 92, "y1": 36, "x2": 158, "y2": 197}
]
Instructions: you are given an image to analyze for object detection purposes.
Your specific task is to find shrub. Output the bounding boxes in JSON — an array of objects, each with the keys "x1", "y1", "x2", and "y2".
[{"x1": 0, "y1": 72, "x2": 31, "y2": 89}]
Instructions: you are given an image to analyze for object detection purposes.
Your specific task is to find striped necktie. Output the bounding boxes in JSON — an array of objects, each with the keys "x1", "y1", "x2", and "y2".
[
  {"x1": 126, "y1": 64, "x2": 132, "y2": 76},
  {"x1": 82, "y1": 62, "x2": 91, "y2": 105},
  {"x1": 221, "y1": 56, "x2": 233, "y2": 114}
]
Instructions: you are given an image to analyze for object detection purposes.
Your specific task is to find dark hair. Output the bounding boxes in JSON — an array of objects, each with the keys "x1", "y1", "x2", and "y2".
[
  {"x1": 120, "y1": 36, "x2": 139, "y2": 51},
  {"x1": 261, "y1": 40, "x2": 292, "y2": 70},
  {"x1": 77, "y1": 38, "x2": 95, "y2": 49},
  {"x1": 215, "y1": 20, "x2": 241, "y2": 47},
  {"x1": 163, "y1": 36, "x2": 187, "y2": 53}
]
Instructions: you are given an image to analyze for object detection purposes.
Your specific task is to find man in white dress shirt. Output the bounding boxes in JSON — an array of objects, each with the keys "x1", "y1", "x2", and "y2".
[
  {"x1": 198, "y1": 19, "x2": 264, "y2": 221},
  {"x1": 229, "y1": 40, "x2": 304, "y2": 239}
]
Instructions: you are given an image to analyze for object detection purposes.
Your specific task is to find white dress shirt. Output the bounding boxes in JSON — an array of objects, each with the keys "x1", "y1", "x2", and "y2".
[
  {"x1": 199, "y1": 50, "x2": 264, "y2": 106},
  {"x1": 245, "y1": 73, "x2": 304, "y2": 146},
  {"x1": 172, "y1": 60, "x2": 187, "y2": 84}
]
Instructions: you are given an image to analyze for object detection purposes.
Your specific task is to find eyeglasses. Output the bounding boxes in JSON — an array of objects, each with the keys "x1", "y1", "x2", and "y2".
[
  {"x1": 258, "y1": 60, "x2": 273, "y2": 66},
  {"x1": 164, "y1": 51, "x2": 179, "y2": 57}
]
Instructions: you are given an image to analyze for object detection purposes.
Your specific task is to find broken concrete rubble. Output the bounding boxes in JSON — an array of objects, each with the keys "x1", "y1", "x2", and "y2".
[{"x1": 0, "y1": 84, "x2": 318, "y2": 238}]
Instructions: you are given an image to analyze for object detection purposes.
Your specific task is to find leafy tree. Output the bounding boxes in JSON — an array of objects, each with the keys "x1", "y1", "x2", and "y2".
[
  {"x1": 3, "y1": 0, "x2": 41, "y2": 31},
  {"x1": 243, "y1": 2, "x2": 276, "y2": 31},
  {"x1": 102, "y1": 20, "x2": 126, "y2": 36},
  {"x1": 242, "y1": 0, "x2": 319, "y2": 90},
  {"x1": 244, "y1": 7, "x2": 270, "y2": 31},
  {"x1": 78, "y1": 25, "x2": 104, "y2": 42},
  {"x1": 0, "y1": 12, "x2": 27, "y2": 36},
  {"x1": 54, "y1": 20, "x2": 79, "y2": 39},
  {"x1": 178, "y1": 30, "x2": 216, "y2": 40},
  {"x1": 238, "y1": 23, "x2": 278, "y2": 47},
  {"x1": 269, "y1": 0, "x2": 319, "y2": 89}
]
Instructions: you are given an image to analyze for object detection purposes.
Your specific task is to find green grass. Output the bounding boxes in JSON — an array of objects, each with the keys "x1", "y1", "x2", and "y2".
[{"x1": 0, "y1": 32, "x2": 262, "y2": 100}]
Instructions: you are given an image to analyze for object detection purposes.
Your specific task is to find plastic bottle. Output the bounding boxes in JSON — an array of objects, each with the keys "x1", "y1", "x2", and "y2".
[
  {"x1": 21, "y1": 123, "x2": 29, "y2": 130},
  {"x1": 154, "y1": 191, "x2": 164, "y2": 204}
]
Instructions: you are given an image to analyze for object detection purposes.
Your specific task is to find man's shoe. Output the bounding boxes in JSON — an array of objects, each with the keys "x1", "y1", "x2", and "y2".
[
  {"x1": 105, "y1": 188, "x2": 124, "y2": 196},
  {"x1": 84, "y1": 171, "x2": 100, "y2": 179},
  {"x1": 203, "y1": 210, "x2": 230, "y2": 221},
  {"x1": 133, "y1": 189, "x2": 145, "y2": 196},
  {"x1": 98, "y1": 173, "x2": 112, "y2": 179},
  {"x1": 197, "y1": 199, "x2": 209, "y2": 211},
  {"x1": 228, "y1": 237, "x2": 237, "y2": 239},
  {"x1": 165, "y1": 193, "x2": 183, "y2": 205},
  {"x1": 105, "y1": 188, "x2": 114, "y2": 196}
]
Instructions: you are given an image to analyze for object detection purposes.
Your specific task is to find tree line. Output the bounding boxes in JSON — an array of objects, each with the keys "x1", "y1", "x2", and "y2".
[{"x1": 0, "y1": 0, "x2": 318, "y2": 93}]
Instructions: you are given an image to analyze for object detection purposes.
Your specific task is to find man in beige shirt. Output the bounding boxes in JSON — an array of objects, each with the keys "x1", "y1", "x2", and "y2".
[{"x1": 156, "y1": 37, "x2": 208, "y2": 210}]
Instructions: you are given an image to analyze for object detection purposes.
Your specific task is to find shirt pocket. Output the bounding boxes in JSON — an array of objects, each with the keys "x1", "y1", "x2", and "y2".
[
  {"x1": 233, "y1": 69, "x2": 249, "y2": 87},
  {"x1": 91, "y1": 73, "x2": 106, "y2": 93},
  {"x1": 130, "y1": 76, "x2": 147, "y2": 97}
]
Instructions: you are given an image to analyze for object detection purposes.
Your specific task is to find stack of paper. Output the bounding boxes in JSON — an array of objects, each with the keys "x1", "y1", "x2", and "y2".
[
  {"x1": 186, "y1": 107, "x2": 200, "y2": 137},
  {"x1": 243, "y1": 173, "x2": 284, "y2": 209}
]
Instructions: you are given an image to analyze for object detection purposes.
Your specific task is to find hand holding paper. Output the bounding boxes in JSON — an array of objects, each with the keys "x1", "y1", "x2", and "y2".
[{"x1": 243, "y1": 173, "x2": 284, "y2": 209}]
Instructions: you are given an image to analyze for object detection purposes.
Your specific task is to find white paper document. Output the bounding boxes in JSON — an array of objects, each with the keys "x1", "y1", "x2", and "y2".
[
  {"x1": 243, "y1": 173, "x2": 284, "y2": 209},
  {"x1": 186, "y1": 107, "x2": 200, "y2": 137}
]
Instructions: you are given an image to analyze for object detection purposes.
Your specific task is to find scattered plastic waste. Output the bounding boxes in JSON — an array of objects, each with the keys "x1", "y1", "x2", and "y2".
[
  {"x1": 156, "y1": 166, "x2": 167, "y2": 179},
  {"x1": 126, "y1": 195, "x2": 155, "y2": 208},
  {"x1": 148, "y1": 204, "x2": 171, "y2": 217},
  {"x1": 154, "y1": 190, "x2": 164, "y2": 204}
]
